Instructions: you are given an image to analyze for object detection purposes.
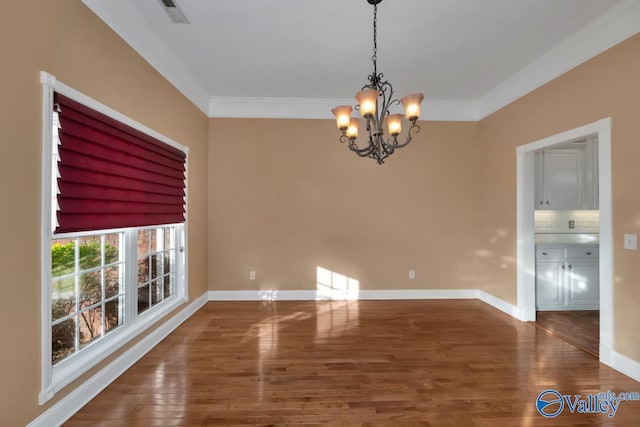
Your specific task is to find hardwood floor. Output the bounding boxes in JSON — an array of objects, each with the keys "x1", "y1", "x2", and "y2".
[
  {"x1": 65, "y1": 300, "x2": 640, "y2": 426},
  {"x1": 536, "y1": 311, "x2": 600, "y2": 357}
]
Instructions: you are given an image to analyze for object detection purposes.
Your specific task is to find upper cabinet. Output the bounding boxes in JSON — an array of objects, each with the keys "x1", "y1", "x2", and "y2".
[{"x1": 535, "y1": 137, "x2": 598, "y2": 210}]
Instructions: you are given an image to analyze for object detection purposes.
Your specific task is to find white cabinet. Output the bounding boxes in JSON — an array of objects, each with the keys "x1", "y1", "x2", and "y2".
[
  {"x1": 565, "y1": 261, "x2": 599, "y2": 307},
  {"x1": 536, "y1": 259, "x2": 565, "y2": 308},
  {"x1": 535, "y1": 139, "x2": 598, "y2": 210},
  {"x1": 535, "y1": 245, "x2": 599, "y2": 311}
]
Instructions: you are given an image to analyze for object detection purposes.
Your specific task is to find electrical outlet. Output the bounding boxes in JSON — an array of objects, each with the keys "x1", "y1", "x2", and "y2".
[
  {"x1": 569, "y1": 220, "x2": 575, "y2": 229},
  {"x1": 249, "y1": 271, "x2": 256, "y2": 280},
  {"x1": 409, "y1": 270, "x2": 415, "y2": 279},
  {"x1": 624, "y1": 234, "x2": 637, "y2": 250}
]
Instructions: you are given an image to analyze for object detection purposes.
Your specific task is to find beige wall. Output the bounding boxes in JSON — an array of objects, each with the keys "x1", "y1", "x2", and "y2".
[
  {"x1": 209, "y1": 119, "x2": 483, "y2": 293},
  {"x1": 209, "y1": 34, "x2": 640, "y2": 367},
  {"x1": 0, "y1": 1, "x2": 208, "y2": 425},
  {"x1": 478, "y1": 33, "x2": 640, "y2": 361}
]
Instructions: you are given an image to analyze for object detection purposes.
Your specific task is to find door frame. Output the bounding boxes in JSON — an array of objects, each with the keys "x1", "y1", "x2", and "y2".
[{"x1": 516, "y1": 117, "x2": 613, "y2": 364}]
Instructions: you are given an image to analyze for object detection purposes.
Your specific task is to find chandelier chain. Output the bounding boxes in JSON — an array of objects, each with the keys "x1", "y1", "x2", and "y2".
[{"x1": 372, "y1": 4, "x2": 378, "y2": 71}]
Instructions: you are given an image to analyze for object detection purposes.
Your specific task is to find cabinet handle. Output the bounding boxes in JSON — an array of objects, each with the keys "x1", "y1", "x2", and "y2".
[
  {"x1": 540, "y1": 200, "x2": 543, "y2": 205},
  {"x1": 586, "y1": 252, "x2": 592, "y2": 255},
  {"x1": 542, "y1": 252, "x2": 548, "y2": 255},
  {"x1": 568, "y1": 264, "x2": 572, "y2": 270},
  {"x1": 561, "y1": 263, "x2": 565, "y2": 270},
  {"x1": 546, "y1": 200, "x2": 549, "y2": 205}
]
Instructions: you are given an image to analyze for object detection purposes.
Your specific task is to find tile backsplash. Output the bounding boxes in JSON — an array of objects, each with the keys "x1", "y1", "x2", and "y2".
[{"x1": 535, "y1": 210, "x2": 599, "y2": 233}]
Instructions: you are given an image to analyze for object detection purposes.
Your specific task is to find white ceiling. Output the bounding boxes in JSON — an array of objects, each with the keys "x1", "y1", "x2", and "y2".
[{"x1": 82, "y1": 0, "x2": 640, "y2": 120}]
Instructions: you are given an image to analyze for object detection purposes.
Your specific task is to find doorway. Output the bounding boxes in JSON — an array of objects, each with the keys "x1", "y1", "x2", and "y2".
[{"x1": 516, "y1": 118, "x2": 614, "y2": 365}]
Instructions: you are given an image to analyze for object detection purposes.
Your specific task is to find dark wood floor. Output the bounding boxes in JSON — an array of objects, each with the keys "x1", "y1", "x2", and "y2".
[
  {"x1": 65, "y1": 300, "x2": 640, "y2": 426},
  {"x1": 536, "y1": 311, "x2": 600, "y2": 357}
]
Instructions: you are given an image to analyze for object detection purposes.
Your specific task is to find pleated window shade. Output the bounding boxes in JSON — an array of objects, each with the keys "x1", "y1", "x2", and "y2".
[{"x1": 53, "y1": 93, "x2": 186, "y2": 234}]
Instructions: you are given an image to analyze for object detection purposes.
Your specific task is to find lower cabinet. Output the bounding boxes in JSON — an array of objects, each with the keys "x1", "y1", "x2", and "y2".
[{"x1": 536, "y1": 245, "x2": 599, "y2": 311}]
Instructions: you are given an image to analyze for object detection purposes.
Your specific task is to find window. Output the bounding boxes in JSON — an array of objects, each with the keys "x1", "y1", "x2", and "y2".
[
  {"x1": 40, "y1": 72, "x2": 188, "y2": 404},
  {"x1": 51, "y1": 232, "x2": 124, "y2": 364},
  {"x1": 136, "y1": 227, "x2": 176, "y2": 314}
]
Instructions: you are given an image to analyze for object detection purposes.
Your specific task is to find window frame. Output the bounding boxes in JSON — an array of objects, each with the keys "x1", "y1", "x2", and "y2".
[{"x1": 39, "y1": 71, "x2": 189, "y2": 404}]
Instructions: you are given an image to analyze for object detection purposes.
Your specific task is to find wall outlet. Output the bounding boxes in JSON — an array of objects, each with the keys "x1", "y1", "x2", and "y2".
[
  {"x1": 249, "y1": 271, "x2": 256, "y2": 280},
  {"x1": 624, "y1": 234, "x2": 637, "y2": 250},
  {"x1": 568, "y1": 220, "x2": 575, "y2": 229},
  {"x1": 409, "y1": 270, "x2": 416, "y2": 279}
]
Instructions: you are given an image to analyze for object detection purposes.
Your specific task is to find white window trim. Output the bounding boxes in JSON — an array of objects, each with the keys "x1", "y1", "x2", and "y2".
[{"x1": 39, "y1": 71, "x2": 190, "y2": 404}]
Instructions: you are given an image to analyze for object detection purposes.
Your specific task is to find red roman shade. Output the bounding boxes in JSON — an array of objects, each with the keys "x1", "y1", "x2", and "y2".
[{"x1": 53, "y1": 93, "x2": 186, "y2": 234}]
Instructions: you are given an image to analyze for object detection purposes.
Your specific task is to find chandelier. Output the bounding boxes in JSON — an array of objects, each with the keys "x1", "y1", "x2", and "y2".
[{"x1": 331, "y1": 0, "x2": 424, "y2": 165}]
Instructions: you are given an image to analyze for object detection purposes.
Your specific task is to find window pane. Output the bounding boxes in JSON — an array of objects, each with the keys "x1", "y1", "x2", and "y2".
[
  {"x1": 137, "y1": 256, "x2": 149, "y2": 284},
  {"x1": 164, "y1": 227, "x2": 172, "y2": 251},
  {"x1": 138, "y1": 229, "x2": 150, "y2": 257},
  {"x1": 79, "y1": 236, "x2": 102, "y2": 270},
  {"x1": 79, "y1": 307, "x2": 102, "y2": 348},
  {"x1": 105, "y1": 266, "x2": 120, "y2": 299},
  {"x1": 151, "y1": 253, "x2": 163, "y2": 280},
  {"x1": 104, "y1": 298, "x2": 121, "y2": 334},
  {"x1": 52, "y1": 318, "x2": 75, "y2": 363},
  {"x1": 79, "y1": 270, "x2": 102, "y2": 309},
  {"x1": 51, "y1": 240, "x2": 75, "y2": 278},
  {"x1": 52, "y1": 277, "x2": 76, "y2": 321},
  {"x1": 151, "y1": 280, "x2": 160, "y2": 305},
  {"x1": 163, "y1": 274, "x2": 171, "y2": 299},
  {"x1": 138, "y1": 284, "x2": 150, "y2": 314},
  {"x1": 164, "y1": 250, "x2": 172, "y2": 274},
  {"x1": 104, "y1": 233, "x2": 120, "y2": 264},
  {"x1": 150, "y1": 228, "x2": 159, "y2": 254}
]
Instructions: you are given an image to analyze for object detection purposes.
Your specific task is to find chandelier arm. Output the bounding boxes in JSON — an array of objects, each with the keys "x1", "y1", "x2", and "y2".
[
  {"x1": 377, "y1": 80, "x2": 395, "y2": 121},
  {"x1": 383, "y1": 122, "x2": 421, "y2": 150},
  {"x1": 338, "y1": 134, "x2": 351, "y2": 145},
  {"x1": 349, "y1": 142, "x2": 373, "y2": 157}
]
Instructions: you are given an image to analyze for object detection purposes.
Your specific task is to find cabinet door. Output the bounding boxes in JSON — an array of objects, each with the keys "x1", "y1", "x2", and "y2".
[
  {"x1": 541, "y1": 149, "x2": 584, "y2": 209},
  {"x1": 536, "y1": 261, "x2": 564, "y2": 310},
  {"x1": 566, "y1": 261, "x2": 599, "y2": 309}
]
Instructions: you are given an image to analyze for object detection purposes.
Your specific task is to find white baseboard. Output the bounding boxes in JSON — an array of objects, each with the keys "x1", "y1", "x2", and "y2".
[
  {"x1": 208, "y1": 288, "x2": 521, "y2": 319},
  {"x1": 207, "y1": 289, "x2": 481, "y2": 301},
  {"x1": 359, "y1": 289, "x2": 477, "y2": 300},
  {"x1": 477, "y1": 290, "x2": 522, "y2": 320},
  {"x1": 602, "y1": 348, "x2": 640, "y2": 383},
  {"x1": 28, "y1": 292, "x2": 209, "y2": 427},
  {"x1": 208, "y1": 289, "x2": 318, "y2": 301}
]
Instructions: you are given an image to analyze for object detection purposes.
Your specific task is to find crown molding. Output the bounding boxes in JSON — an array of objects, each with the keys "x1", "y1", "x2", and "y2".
[
  {"x1": 81, "y1": 0, "x2": 210, "y2": 115},
  {"x1": 209, "y1": 97, "x2": 352, "y2": 120},
  {"x1": 477, "y1": 0, "x2": 640, "y2": 119},
  {"x1": 208, "y1": 97, "x2": 479, "y2": 121}
]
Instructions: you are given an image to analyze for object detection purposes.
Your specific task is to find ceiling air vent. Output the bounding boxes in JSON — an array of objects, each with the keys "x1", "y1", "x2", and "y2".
[{"x1": 158, "y1": 0, "x2": 190, "y2": 24}]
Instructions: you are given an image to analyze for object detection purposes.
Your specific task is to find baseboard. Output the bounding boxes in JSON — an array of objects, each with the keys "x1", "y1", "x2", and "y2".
[
  {"x1": 359, "y1": 289, "x2": 478, "y2": 299},
  {"x1": 208, "y1": 289, "x2": 481, "y2": 301},
  {"x1": 609, "y1": 350, "x2": 640, "y2": 383},
  {"x1": 477, "y1": 290, "x2": 522, "y2": 319},
  {"x1": 208, "y1": 290, "x2": 319, "y2": 300},
  {"x1": 208, "y1": 289, "x2": 521, "y2": 319},
  {"x1": 28, "y1": 292, "x2": 209, "y2": 427}
]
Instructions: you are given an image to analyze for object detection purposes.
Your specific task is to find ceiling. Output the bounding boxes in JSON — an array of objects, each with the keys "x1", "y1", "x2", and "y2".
[{"x1": 82, "y1": 0, "x2": 640, "y2": 120}]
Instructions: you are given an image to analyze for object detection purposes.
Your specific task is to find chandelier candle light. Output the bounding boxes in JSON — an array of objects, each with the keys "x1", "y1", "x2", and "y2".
[{"x1": 332, "y1": 0, "x2": 424, "y2": 165}]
